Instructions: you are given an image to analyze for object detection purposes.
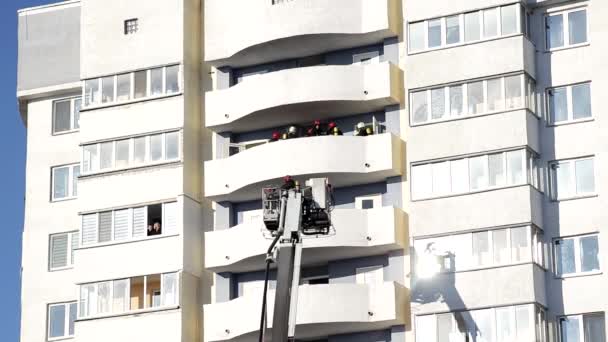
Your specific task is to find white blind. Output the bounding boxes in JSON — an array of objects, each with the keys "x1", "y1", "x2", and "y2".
[
  {"x1": 113, "y1": 209, "x2": 130, "y2": 241},
  {"x1": 132, "y1": 207, "x2": 146, "y2": 238},
  {"x1": 81, "y1": 214, "x2": 98, "y2": 246},
  {"x1": 98, "y1": 212, "x2": 112, "y2": 243},
  {"x1": 50, "y1": 234, "x2": 68, "y2": 269},
  {"x1": 70, "y1": 232, "x2": 79, "y2": 265},
  {"x1": 162, "y1": 273, "x2": 178, "y2": 306},
  {"x1": 163, "y1": 202, "x2": 178, "y2": 234}
]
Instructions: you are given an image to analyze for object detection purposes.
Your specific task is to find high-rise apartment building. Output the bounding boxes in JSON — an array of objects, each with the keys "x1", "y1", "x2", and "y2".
[{"x1": 16, "y1": 0, "x2": 608, "y2": 342}]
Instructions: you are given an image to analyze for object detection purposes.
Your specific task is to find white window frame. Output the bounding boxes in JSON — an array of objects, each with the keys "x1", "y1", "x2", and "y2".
[
  {"x1": 353, "y1": 51, "x2": 380, "y2": 65},
  {"x1": 355, "y1": 265, "x2": 384, "y2": 286},
  {"x1": 554, "y1": 233, "x2": 601, "y2": 277},
  {"x1": 549, "y1": 157, "x2": 596, "y2": 201},
  {"x1": 559, "y1": 313, "x2": 605, "y2": 342},
  {"x1": 546, "y1": 82, "x2": 592, "y2": 125},
  {"x1": 229, "y1": 139, "x2": 270, "y2": 155},
  {"x1": 544, "y1": 7, "x2": 589, "y2": 51},
  {"x1": 47, "y1": 302, "x2": 76, "y2": 341},
  {"x1": 51, "y1": 164, "x2": 80, "y2": 202},
  {"x1": 49, "y1": 231, "x2": 79, "y2": 271},
  {"x1": 300, "y1": 274, "x2": 329, "y2": 285},
  {"x1": 355, "y1": 194, "x2": 382, "y2": 210},
  {"x1": 52, "y1": 96, "x2": 82, "y2": 135},
  {"x1": 408, "y1": 3, "x2": 523, "y2": 54}
]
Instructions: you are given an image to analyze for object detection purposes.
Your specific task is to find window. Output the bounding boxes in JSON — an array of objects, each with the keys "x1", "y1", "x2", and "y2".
[
  {"x1": 52, "y1": 97, "x2": 82, "y2": 134},
  {"x1": 51, "y1": 164, "x2": 79, "y2": 201},
  {"x1": 548, "y1": 82, "x2": 592, "y2": 124},
  {"x1": 82, "y1": 131, "x2": 181, "y2": 174},
  {"x1": 49, "y1": 232, "x2": 79, "y2": 271},
  {"x1": 48, "y1": 302, "x2": 77, "y2": 340},
  {"x1": 411, "y1": 149, "x2": 534, "y2": 200},
  {"x1": 560, "y1": 313, "x2": 606, "y2": 342},
  {"x1": 546, "y1": 9, "x2": 588, "y2": 50},
  {"x1": 550, "y1": 157, "x2": 595, "y2": 200},
  {"x1": 79, "y1": 272, "x2": 179, "y2": 319},
  {"x1": 409, "y1": 4, "x2": 524, "y2": 53},
  {"x1": 555, "y1": 234, "x2": 600, "y2": 277},
  {"x1": 355, "y1": 265, "x2": 383, "y2": 286},
  {"x1": 416, "y1": 305, "x2": 546, "y2": 342},
  {"x1": 83, "y1": 65, "x2": 181, "y2": 107},
  {"x1": 410, "y1": 74, "x2": 534, "y2": 125},
  {"x1": 355, "y1": 194, "x2": 382, "y2": 210},
  {"x1": 124, "y1": 18, "x2": 138, "y2": 35},
  {"x1": 80, "y1": 201, "x2": 178, "y2": 246}
]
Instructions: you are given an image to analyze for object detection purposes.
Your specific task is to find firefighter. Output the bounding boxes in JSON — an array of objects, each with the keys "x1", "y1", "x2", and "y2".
[
  {"x1": 327, "y1": 122, "x2": 343, "y2": 136},
  {"x1": 287, "y1": 126, "x2": 298, "y2": 139},
  {"x1": 355, "y1": 122, "x2": 373, "y2": 136},
  {"x1": 270, "y1": 131, "x2": 281, "y2": 142},
  {"x1": 308, "y1": 120, "x2": 324, "y2": 136},
  {"x1": 281, "y1": 175, "x2": 296, "y2": 190}
]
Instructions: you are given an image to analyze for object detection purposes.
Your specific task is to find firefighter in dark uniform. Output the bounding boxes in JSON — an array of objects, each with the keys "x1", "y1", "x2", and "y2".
[
  {"x1": 270, "y1": 131, "x2": 281, "y2": 142},
  {"x1": 355, "y1": 122, "x2": 373, "y2": 136},
  {"x1": 327, "y1": 122, "x2": 343, "y2": 136}
]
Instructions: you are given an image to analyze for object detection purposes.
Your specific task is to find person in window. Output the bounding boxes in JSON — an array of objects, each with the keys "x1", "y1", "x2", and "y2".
[
  {"x1": 270, "y1": 131, "x2": 280, "y2": 142},
  {"x1": 327, "y1": 122, "x2": 343, "y2": 136},
  {"x1": 148, "y1": 220, "x2": 162, "y2": 236},
  {"x1": 355, "y1": 122, "x2": 373, "y2": 136}
]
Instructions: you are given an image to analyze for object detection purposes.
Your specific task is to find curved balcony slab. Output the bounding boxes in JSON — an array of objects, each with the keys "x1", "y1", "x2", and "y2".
[
  {"x1": 206, "y1": 207, "x2": 407, "y2": 273},
  {"x1": 204, "y1": 282, "x2": 407, "y2": 342},
  {"x1": 205, "y1": 0, "x2": 400, "y2": 67},
  {"x1": 204, "y1": 133, "x2": 403, "y2": 203},
  {"x1": 206, "y1": 62, "x2": 402, "y2": 133}
]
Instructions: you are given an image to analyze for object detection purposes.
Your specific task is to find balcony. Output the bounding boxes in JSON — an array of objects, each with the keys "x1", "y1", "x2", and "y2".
[
  {"x1": 204, "y1": 0, "x2": 400, "y2": 67},
  {"x1": 411, "y1": 185, "x2": 543, "y2": 237},
  {"x1": 204, "y1": 282, "x2": 407, "y2": 341},
  {"x1": 206, "y1": 62, "x2": 402, "y2": 133},
  {"x1": 204, "y1": 133, "x2": 403, "y2": 203},
  {"x1": 206, "y1": 207, "x2": 407, "y2": 273},
  {"x1": 412, "y1": 263, "x2": 546, "y2": 315}
]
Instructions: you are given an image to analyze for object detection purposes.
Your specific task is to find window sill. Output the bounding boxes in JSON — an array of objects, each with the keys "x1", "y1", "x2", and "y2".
[
  {"x1": 551, "y1": 194, "x2": 598, "y2": 202},
  {"x1": 408, "y1": 33, "x2": 529, "y2": 56},
  {"x1": 79, "y1": 160, "x2": 182, "y2": 179},
  {"x1": 427, "y1": 261, "x2": 543, "y2": 276},
  {"x1": 50, "y1": 196, "x2": 78, "y2": 204},
  {"x1": 544, "y1": 42, "x2": 590, "y2": 53},
  {"x1": 76, "y1": 232, "x2": 179, "y2": 251},
  {"x1": 410, "y1": 108, "x2": 537, "y2": 128},
  {"x1": 555, "y1": 271, "x2": 602, "y2": 280},
  {"x1": 52, "y1": 129, "x2": 80, "y2": 137},
  {"x1": 49, "y1": 266, "x2": 74, "y2": 273},
  {"x1": 547, "y1": 117, "x2": 594, "y2": 127},
  {"x1": 412, "y1": 183, "x2": 532, "y2": 202},
  {"x1": 76, "y1": 305, "x2": 180, "y2": 322},
  {"x1": 80, "y1": 92, "x2": 183, "y2": 112},
  {"x1": 48, "y1": 336, "x2": 74, "y2": 342}
]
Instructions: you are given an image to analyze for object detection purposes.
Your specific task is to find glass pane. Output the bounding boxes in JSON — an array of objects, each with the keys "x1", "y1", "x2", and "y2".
[
  {"x1": 450, "y1": 158, "x2": 469, "y2": 193},
  {"x1": 80, "y1": 284, "x2": 97, "y2": 317},
  {"x1": 465, "y1": 12, "x2": 481, "y2": 42},
  {"x1": 83, "y1": 145, "x2": 99, "y2": 172},
  {"x1": 467, "y1": 81, "x2": 484, "y2": 114},
  {"x1": 412, "y1": 164, "x2": 432, "y2": 199},
  {"x1": 575, "y1": 159, "x2": 595, "y2": 194},
  {"x1": 416, "y1": 315, "x2": 437, "y2": 342},
  {"x1": 68, "y1": 303, "x2": 77, "y2": 336},
  {"x1": 113, "y1": 279, "x2": 129, "y2": 313},
  {"x1": 580, "y1": 235, "x2": 600, "y2": 272},
  {"x1": 165, "y1": 132, "x2": 179, "y2": 160},
  {"x1": 493, "y1": 229, "x2": 509, "y2": 264},
  {"x1": 506, "y1": 150, "x2": 524, "y2": 185},
  {"x1": 437, "y1": 313, "x2": 453, "y2": 342},
  {"x1": 561, "y1": 316, "x2": 581, "y2": 342},
  {"x1": 449, "y1": 85, "x2": 463, "y2": 116},
  {"x1": 134, "y1": 137, "x2": 147, "y2": 164},
  {"x1": 488, "y1": 153, "x2": 506, "y2": 187},
  {"x1": 116, "y1": 73, "x2": 131, "y2": 102},
  {"x1": 511, "y1": 226, "x2": 530, "y2": 263},
  {"x1": 409, "y1": 22, "x2": 426, "y2": 52},
  {"x1": 150, "y1": 68, "x2": 163, "y2": 95},
  {"x1": 48, "y1": 305, "x2": 66, "y2": 338},
  {"x1": 53, "y1": 167, "x2": 69, "y2": 199},
  {"x1": 469, "y1": 155, "x2": 488, "y2": 190},
  {"x1": 84, "y1": 79, "x2": 100, "y2": 106},
  {"x1": 431, "y1": 88, "x2": 446, "y2": 119},
  {"x1": 412, "y1": 91, "x2": 428, "y2": 124},
  {"x1": 146, "y1": 274, "x2": 162, "y2": 308},
  {"x1": 472, "y1": 231, "x2": 490, "y2": 266},
  {"x1": 515, "y1": 305, "x2": 532, "y2": 340},
  {"x1": 165, "y1": 65, "x2": 180, "y2": 94},
  {"x1": 557, "y1": 239, "x2": 576, "y2": 275},
  {"x1": 572, "y1": 83, "x2": 592, "y2": 119},
  {"x1": 115, "y1": 139, "x2": 130, "y2": 168},
  {"x1": 446, "y1": 15, "x2": 460, "y2": 44},
  {"x1": 546, "y1": 14, "x2": 564, "y2": 49},
  {"x1": 584, "y1": 313, "x2": 606, "y2": 342},
  {"x1": 134, "y1": 70, "x2": 147, "y2": 98},
  {"x1": 53, "y1": 100, "x2": 71, "y2": 133},
  {"x1": 496, "y1": 307, "x2": 515, "y2": 342},
  {"x1": 549, "y1": 87, "x2": 568, "y2": 123},
  {"x1": 568, "y1": 10, "x2": 587, "y2": 45},
  {"x1": 483, "y1": 8, "x2": 499, "y2": 38},
  {"x1": 150, "y1": 134, "x2": 163, "y2": 161},
  {"x1": 471, "y1": 308, "x2": 494, "y2": 342},
  {"x1": 162, "y1": 273, "x2": 178, "y2": 306},
  {"x1": 555, "y1": 161, "x2": 574, "y2": 199},
  {"x1": 432, "y1": 161, "x2": 451, "y2": 196},
  {"x1": 505, "y1": 75, "x2": 522, "y2": 109},
  {"x1": 97, "y1": 282, "x2": 111, "y2": 314},
  {"x1": 101, "y1": 76, "x2": 115, "y2": 103},
  {"x1": 526, "y1": 78, "x2": 536, "y2": 112},
  {"x1": 487, "y1": 78, "x2": 504, "y2": 112},
  {"x1": 501, "y1": 4, "x2": 518, "y2": 35},
  {"x1": 100, "y1": 142, "x2": 114, "y2": 169},
  {"x1": 72, "y1": 165, "x2": 79, "y2": 197},
  {"x1": 428, "y1": 19, "x2": 442, "y2": 48},
  {"x1": 73, "y1": 98, "x2": 81, "y2": 129}
]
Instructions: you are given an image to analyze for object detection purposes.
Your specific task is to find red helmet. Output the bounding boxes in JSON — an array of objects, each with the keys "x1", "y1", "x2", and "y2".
[
  {"x1": 283, "y1": 175, "x2": 292, "y2": 183},
  {"x1": 314, "y1": 120, "x2": 321, "y2": 126},
  {"x1": 328, "y1": 122, "x2": 336, "y2": 129},
  {"x1": 272, "y1": 132, "x2": 280, "y2": 139}
]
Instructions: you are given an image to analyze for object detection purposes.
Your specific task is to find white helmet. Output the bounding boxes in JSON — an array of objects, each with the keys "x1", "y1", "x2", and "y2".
[
  {"x1": 288, "y1": 126, "x2": 297, "y2": 134},
  {"x1": 356, "y1": 122, "x2": 366, "y2": 130}
]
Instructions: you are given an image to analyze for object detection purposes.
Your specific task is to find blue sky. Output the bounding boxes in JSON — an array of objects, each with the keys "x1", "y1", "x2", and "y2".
[{"x1": 0, "y1": 1, "x2": 58, "y2": 341}]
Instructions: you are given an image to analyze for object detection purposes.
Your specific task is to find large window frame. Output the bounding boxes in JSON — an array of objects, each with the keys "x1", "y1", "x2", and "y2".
[
  {"x1": 47, "y1": 302, "x2": 77, "y2": 341},
  {"x1": 546, "y1": 82, "x2": 592, "y2": 125},
  {"x1": 549, "y1": 157, "x2": 596, "y2": 201},
  {"x1": 545, "y1": 7, "x2": 589, "y2": 51},
  {"x1": 554, "y1": 233, "x2": 601, "y2": 278},
  {"x1": 52, "y1": 96, "x2": 82, "y2": 135},
  {"x1": 559, "y1": 312, "x2": 606, "y2": 342},
  {"x1": 49, "y1": 231, "x2": 79, "y2": 271},
  {"x1": 51, "y1": 164, "x2": 80, "y2": 202}
]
